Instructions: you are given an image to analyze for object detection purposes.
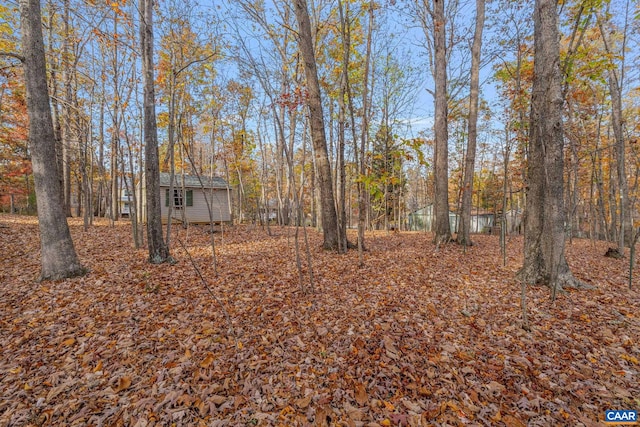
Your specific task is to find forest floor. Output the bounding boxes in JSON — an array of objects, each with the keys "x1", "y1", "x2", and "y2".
[{"x1": 0, "y1": 214, "x2": 639, "y2": 427}]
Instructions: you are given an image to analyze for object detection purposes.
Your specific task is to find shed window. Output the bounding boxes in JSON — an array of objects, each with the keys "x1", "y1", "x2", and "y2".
[
  {"x1": 174, "y1": 189, "x2": 183, "y2": 208},
  {"x1": 165, "y1": 189, "x2": 193, "y2": 208}
]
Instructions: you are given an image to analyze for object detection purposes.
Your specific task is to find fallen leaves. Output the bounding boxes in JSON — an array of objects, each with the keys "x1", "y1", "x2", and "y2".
[
  {"x1": 0, "y1": 214, "x2": 639, "y2": 426},
  {"x1": 62, "y1": 337, "x2": 76, "y2": 347},
  {"x1": 295, "y1": 394, "x2": 312, "y2": 409},
  {"x1": 115, "y1": 375, "x2": 131, "y2": 392},
  {"x1": 354, "y1": 382, "x2": 368, "y2": 406},
  {"x1": 199, "y1": 353, "x2": 215, "y2": 368}
]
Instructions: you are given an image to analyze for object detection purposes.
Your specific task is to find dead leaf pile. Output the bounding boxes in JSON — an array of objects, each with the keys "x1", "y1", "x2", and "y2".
[{"x1": 0, "y1": 214, "x2": 638, "y2": 426}]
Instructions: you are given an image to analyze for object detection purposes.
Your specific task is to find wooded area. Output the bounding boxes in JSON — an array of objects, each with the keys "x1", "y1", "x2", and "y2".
[
  {"x1": 1, "y1": 0, "x2": 639, "y2": 257},
  {"x1": 1, "y1": 0, "x2": 640, "y2": 424}
]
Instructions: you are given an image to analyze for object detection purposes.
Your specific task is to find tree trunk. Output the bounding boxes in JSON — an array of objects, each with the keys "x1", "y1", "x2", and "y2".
[
  {"x1": 110, "y1": 11, "x2": 120, "y2": 223},
  {"x1": 433, "y1": 0, "x2": 451, "y2": 245},
  {"x1": 597, "y1": 8, "x2": 631, "y2": 251},
  {"x1": 609, "y1": 72, "x2": 630, "y2": 250},
  {"x1": 97, "y1": 72, "x2": 106, "y2": 218},
  {"x1": 79, "y1": 118, "x2": 91, "y2": 231},
  {"x1": 501, "y1": 126, "x2": 512, "y2": 265},
  {"x1": 61, "y1": 0, "x2": 72, "y2": 217},
  {"x1": 165, "y1": 71, "x2": 177, "y2": 248},
  {"x1": 19, "y1": 0, "x2": 85, "y2": 280},
  {"x1": 355, "y1": 1, "x2": 374, "y2": 263},
  {"x1": 140, "y1": 0, "x2": 170, "y2": 264},
  {"x1": 457, "y1": 0, "x2": 485, "y2": 247},
  {"x1": 292, "y1": 0, "x2": 340, "y2": 250},
  {"x1": 517, "y1": 0, "x2": 582, "y2": 292},
  {"x1": 337, "y1": 0, "x2": 350, "y2": 253},
  {"x1": 45, "y1": 0, "x2": 64, "y2": 215}
]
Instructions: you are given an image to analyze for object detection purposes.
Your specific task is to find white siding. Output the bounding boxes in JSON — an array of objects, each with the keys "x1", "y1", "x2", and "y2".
[{"x1": 161, "y1": 187, "x2": 231, "y2": 224}]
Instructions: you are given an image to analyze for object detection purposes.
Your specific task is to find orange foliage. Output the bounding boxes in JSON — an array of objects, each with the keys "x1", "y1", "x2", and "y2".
[{"x1": 0, "y1": 69, "x2": 31, "y2": 202}]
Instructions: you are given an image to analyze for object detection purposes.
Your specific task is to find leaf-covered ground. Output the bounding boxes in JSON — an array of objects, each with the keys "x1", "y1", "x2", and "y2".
[{"x1": 0, "y1": 214, "x2": 638, "y2": 427}]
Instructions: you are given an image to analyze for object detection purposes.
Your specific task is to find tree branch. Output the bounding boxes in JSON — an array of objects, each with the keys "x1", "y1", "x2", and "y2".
[
  {"x1": 0, "y1": 52, "x2": 25, "y2": 63},
  {"x1": 174, "y1": 52, "x2": 218, "y2": 77}
]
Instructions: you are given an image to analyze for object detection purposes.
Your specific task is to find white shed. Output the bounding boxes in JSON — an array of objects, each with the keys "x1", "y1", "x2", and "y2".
[
  {"x1": 407, "y1": 204, "x2": 459, "y2": 233},
  {"x1": 159, "y1": 173, "x2": 231, "y2": 224}
]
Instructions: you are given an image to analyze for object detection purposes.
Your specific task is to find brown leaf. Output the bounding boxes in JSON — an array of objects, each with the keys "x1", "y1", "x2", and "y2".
[
  {"x1": 295, "y1": 395, "x2": 312, "y2": 409},
  {"x1": 234, "y1": 395, "x2": 245, "y2": 411},
  {"x1": 503, "y1": 415, "x2": 527, "y2": 427},
  {"x1": 401, "y1": 399, "x2": 421, "y2": 413},
  {"x1": 315, "y1": 406, "x2": 331, "y2": 427},
  {"x1": 200, "y1": 353, "x2": 215, "y2": 368},
  {"x1": 355, "y1": 383, "x2": 368, "y2": 406},
  {"x1": 383, "y1": 336, "x2": 399, "y2": 360},
  {"x1": 427, "y1": 302, "x2": 438, "y2": 316},
  {"x1": 46, "y1": 384, "x2": 68, "y2": 402},
  {"x1": 210, "y1": 395, "x2": 227, "y2": 405},
  {"x1": 115, "y1": 376, "x2": 131, "y2": 392},
  {"x1": 344, "y1": 402, "x2": 365, "y2": 421}
]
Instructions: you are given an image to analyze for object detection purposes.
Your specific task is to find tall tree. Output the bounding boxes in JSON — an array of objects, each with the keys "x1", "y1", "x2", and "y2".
[
  {"x1": 292, "y1": 0, "x2": 340, "y2": 251},
  {"x1": 358, "y1": 1, "x2": 374, "y2": 262},
  {"x1": 596, "y1": 4, "x2": 631, "y2": 253},
  {"x1": 336, "y1": 0, "x2": 350, "y2": 253},
  {"x1": 61, "y1": 0, "x2": 72, "y2": 217},
  {"x1": 517, "y1": 0, "x2": 581, "y2": 292},
  {"x1": 109, "y1": 5, "x2": 120, "y2": 223},
  {"x1": 432, "y1": 0, "x2": 451, "y2": 245},
  {"x1": 18, "y1": 0, "x2": 85, "y2": 280},
  {"x1": 140, "y1": 0, "x2": 170, "y2": 263},
  {"x1": 457, "y1": 0, "x2": 485, "y2": 246}
]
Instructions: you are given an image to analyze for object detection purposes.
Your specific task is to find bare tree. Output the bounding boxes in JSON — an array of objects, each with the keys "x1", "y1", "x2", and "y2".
[
  {"x1": 18, "y1": 0, "x2": 85, "y2": 280},
  {"x1": 61, "y1": 0, "x2": 72, "y2": 217},
  {"x1": 596, "y1": 4, "x2": 631, "y2": 254},
  {"x1": 432, "y1": 0, "x2": 451, "y2": 245},
  {"x1": 140, "y1": 0, "x2": 170, "y2": 263},
  {"x1": 457, "y1": 0, "x2": 485, "y2": 247},
  {"x1": 358, "y1": 1, "x2": 374, "y2": 263},
  {"x1": 292, "y1": 0, "x2": 340, "y2": 251}
]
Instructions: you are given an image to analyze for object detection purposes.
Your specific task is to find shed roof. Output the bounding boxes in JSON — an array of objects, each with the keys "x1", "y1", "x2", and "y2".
[
  {"x1": 159, "y1": 172, "x2": 228, "y2": 189},
  {"x1": 471, "y1": 210, "x2": 495, "y2": 217},
  {"x1": 408, "y1": 205, "x2": 496, "y2": 217}
]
